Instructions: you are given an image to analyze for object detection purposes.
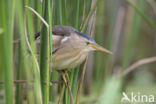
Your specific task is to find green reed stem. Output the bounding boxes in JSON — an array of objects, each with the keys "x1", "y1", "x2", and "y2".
[
  {"x1": 15, "y1": 44, "x2": 22, "y2": 104},
  {"x1": 24, "y1": 4, "x2": 42, "y2": 104},
  {"x1": 0, "y1": 0, "x2": 15, "y2": 103},
  {"x1": 40, "y1": 0, "x2": 52, "y2": 104}
]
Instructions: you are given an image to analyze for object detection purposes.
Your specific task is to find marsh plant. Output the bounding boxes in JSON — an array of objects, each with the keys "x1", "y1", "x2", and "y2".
[{"x1": 0, "y1": 0, "x2": 156, "y2": 104}]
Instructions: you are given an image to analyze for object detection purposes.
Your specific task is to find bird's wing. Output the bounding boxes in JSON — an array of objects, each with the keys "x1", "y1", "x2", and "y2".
[
  {"x1": 52, "y1": 25, "x2": 76, "y2": 36},
  {"x1": 35, "y1": 25, "x2": 76, "y2": 39},
  {"x1": 35, "y1": 25, "x2": 76, "y2": 54}
]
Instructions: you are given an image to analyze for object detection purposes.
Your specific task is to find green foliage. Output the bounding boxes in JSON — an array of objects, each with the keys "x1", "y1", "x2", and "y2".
[
  {"x1": 0, "y1": 0, "x2": 156, "y2": 104},
  {"x1": 40, "y1": 0, "x2": 53, "y2": 103},
  {"x1": 97, "y1": 77, "x2": 121, "y2": 104},
  {"x1": 122, "y1": 0, "x2": 148, "y2": 69},
  {"x1": 0, "y1": 0, "x2": 15, "y2": 103}
]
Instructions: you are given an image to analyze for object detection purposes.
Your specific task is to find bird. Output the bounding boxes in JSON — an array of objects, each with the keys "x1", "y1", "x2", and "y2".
[{"x1": 35, "y1": 25, "x2": 112, "y2": 71}]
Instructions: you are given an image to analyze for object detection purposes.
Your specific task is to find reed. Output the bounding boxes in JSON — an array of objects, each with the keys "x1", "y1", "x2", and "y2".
[
  {"x1": 39, "y1": 0, "x2": 53, "y2": 104},
  {"x1": 0, "y1": 0, "x2": 15, "y2": 103},
  {"x1": 0, "y1": 0, "x2": 156, "y2": 104}
]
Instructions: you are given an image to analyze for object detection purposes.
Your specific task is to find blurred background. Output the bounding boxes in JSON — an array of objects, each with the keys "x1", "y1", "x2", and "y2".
[{"x1": 0, "y1": 0, "x2": 156, "y2": 104}]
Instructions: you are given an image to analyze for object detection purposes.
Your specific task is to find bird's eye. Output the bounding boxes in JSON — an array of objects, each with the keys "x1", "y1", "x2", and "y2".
[{"x1": 86, "y1": 42, "x2": 90, "y2": 45}]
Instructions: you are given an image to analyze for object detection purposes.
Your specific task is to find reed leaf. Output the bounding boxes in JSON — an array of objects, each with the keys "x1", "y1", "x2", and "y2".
[{"x1": 81, "y1": 0, "x2": 98, "y2": 32}]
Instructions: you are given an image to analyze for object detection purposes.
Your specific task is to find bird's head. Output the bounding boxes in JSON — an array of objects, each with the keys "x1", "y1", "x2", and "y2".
[{"x1": 75, "y1": 31, "x2": 112, "y2": 54}]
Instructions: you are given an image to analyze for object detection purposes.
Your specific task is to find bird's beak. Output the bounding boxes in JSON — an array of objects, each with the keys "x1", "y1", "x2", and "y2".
[{"x1": 89, "y1": 43, "x2": 112, "y2": 54}]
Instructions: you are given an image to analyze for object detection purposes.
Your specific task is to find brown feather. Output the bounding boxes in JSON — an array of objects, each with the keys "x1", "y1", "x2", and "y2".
[
  {"x1": 35, "y1": 25, "x2": 90, "y2": 70},
  {"x1": 52, "y1": 25, "x2": 76, "y2": 36}
]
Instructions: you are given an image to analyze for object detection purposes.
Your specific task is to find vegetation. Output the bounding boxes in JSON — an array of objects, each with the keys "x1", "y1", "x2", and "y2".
[{"x1": 0, "y1": 0, "x2": 156, "y2": 104}]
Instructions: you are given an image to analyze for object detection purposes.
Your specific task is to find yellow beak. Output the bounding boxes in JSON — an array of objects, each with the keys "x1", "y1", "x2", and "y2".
[{"x1": 89, "y1": 43, "x2": 112, "y2": 54}]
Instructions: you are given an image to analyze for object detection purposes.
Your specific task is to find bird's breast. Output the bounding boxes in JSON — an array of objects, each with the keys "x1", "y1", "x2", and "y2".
[{"x1": 52, "y1": 50, "x2": 88, "y2": 70}]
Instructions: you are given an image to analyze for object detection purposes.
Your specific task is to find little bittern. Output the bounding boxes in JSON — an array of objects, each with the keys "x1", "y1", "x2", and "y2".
[{"x1": 35, "y1": 25, "x2": 112, "y2": 71}]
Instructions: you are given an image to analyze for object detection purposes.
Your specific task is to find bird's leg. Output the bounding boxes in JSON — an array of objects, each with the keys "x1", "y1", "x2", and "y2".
[
  {"x1": 61, "y1": 71, "x2": 74, "y2": 104},
  {"x1": 58, "y1": 70, "x2": 66, "y2": 104},
  {"x1": 58, "y1": 81, "x2": 65, "y2": 104},
  {"x1": 65, "y1": 71, "x2": 74, "y2": 104}
]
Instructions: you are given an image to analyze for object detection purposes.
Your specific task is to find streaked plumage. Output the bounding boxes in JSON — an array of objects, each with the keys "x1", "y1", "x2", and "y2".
[{"x1": 35, "y1": 25, "x2": 112, "y2": 70}]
